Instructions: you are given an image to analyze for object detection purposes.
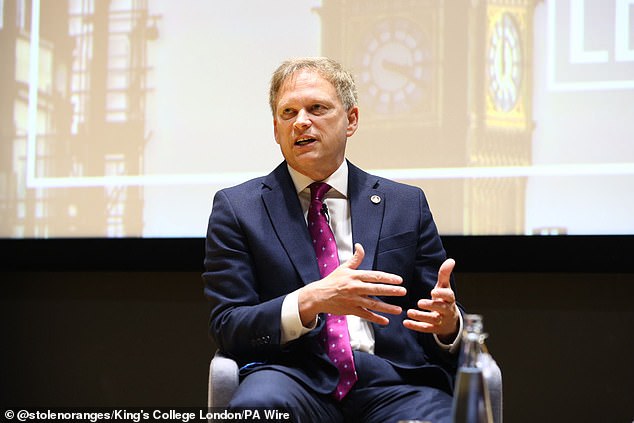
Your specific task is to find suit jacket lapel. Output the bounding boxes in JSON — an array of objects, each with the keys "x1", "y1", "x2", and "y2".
[
  {"x1": 348, "y1": 162, "x2": 385, "y2": 272},
  {"x1": 260, "y1": 161, "x2": 386, "y2": 283},
  {"x1": 261, "y1": 163, "x2": 321, "y2": 285},
  {"x1": 348, "y1": 162, "x2": 392, "y2": 336}
]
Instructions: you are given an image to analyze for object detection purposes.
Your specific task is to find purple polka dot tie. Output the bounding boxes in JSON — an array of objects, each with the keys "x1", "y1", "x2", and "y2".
[{"x1": 308, "y1": 182, "x2": 357, "y2": 401}]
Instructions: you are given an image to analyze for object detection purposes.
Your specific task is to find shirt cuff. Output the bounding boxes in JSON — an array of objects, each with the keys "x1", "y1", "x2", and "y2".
[
  {"x1": 280, "y1": 290, "x2": 318, "y2": 344},
  {"x1": 433, "y1": 312, "x2": 464, "y2": 354}
]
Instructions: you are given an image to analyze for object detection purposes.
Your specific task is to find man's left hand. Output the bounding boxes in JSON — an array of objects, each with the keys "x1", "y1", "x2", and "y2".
[{"x1": 403, "y1": 258, "x2": 460, "y2": 343}]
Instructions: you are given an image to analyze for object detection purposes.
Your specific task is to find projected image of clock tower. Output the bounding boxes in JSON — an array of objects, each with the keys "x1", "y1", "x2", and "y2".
[
  {"x1": 466, "y1": 0, "x2": 536, "y2": 234},
  {"x1": 317, "y1": 0, "x2": 536, "y2": 235}
]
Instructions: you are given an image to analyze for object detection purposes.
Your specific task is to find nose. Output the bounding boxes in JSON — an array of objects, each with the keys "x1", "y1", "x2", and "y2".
[{"x1": 293, "y1": 109, "x2": 311, "y2": 130}]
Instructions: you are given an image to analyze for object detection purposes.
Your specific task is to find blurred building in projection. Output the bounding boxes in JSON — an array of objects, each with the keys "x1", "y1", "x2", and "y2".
[{"x1": 0, "y1": 0, "x2": 158, "y2": 237}]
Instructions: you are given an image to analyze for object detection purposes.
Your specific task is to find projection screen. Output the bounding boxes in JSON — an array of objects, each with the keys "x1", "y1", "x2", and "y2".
[{"x1": 1, "y1": 0, "x2": 633, "y2": 239}]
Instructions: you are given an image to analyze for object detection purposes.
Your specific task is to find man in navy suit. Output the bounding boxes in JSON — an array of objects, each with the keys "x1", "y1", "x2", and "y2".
[{"x1": 203, "y1": 57, "x2": 463, "y2": 422}]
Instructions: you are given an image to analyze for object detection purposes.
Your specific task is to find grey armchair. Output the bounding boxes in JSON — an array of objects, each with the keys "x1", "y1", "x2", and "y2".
[
  {"x1": 207, "y1": 351, "x2": 240, "y2": 409},
  {"x1": 207, "y1": 350, "x2": 503, "y2": 422}
]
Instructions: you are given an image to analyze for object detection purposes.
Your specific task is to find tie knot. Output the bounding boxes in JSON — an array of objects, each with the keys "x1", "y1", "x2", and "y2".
[{"x1": 310, "y1": 182, "x2": 331, "y2": 202}]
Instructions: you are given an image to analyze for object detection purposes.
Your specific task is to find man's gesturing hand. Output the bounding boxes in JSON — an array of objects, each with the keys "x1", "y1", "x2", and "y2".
[
  {"x1": 403, "y1": 258, "x2": 460, "y2": 342},
  {"x1": 297, "y1": 243, "x2": 406, "y2": 327}
]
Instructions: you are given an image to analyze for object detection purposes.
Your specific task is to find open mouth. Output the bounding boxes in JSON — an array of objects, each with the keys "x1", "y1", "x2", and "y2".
[{"x1": 295, "y1": 138, "x2": 317, "y2": 146}]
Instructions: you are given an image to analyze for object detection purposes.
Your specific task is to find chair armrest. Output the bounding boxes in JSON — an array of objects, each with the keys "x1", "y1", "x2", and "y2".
[{"x1": 207, "y1": 350, "x2": 239, "y2": 409}]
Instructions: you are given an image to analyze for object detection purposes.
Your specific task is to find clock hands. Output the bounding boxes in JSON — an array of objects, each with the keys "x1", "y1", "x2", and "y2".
[{"x1": 381, "y1": 59, "x2": 418, "y2": 83}]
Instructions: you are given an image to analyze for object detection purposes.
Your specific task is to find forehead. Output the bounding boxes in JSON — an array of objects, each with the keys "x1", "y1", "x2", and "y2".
[{"x1": 277, "y1": 69, "x2": 340, "y2": 106}]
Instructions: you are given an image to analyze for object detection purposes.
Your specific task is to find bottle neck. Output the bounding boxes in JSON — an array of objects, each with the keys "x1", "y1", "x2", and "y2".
[
  {"x1": 462, "y1": 331, "x2": 482, "y2": 367},
  {"x1": 460, "y1": 314, "x2": 486, "y2": 368}
]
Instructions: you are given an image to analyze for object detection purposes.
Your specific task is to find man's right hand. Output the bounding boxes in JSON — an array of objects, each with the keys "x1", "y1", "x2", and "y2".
[{"x1": 297, "y1": 243, "x2": 406, "y2": 327}]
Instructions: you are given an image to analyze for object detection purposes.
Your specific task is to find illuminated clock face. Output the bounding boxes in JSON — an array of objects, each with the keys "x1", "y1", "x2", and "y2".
[
  {"x1": 356, "y1": 18, "x2": 432, "y2": 116},
  {"x1": 487, "y1": 12, "x2": 523, "y2": 113}
]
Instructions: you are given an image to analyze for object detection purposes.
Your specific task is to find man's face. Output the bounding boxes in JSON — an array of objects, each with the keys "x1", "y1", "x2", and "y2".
[{"x1": 273, "y1": 70, "x2": 359, "y2": 181}]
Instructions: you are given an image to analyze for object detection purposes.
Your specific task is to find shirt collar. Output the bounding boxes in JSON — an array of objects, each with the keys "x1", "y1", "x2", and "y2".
[{"x1": 287, "y1": 161, "x2": 349, "y2": 198}]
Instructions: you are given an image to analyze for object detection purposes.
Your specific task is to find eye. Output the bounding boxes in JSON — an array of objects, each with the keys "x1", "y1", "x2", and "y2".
[
  {"x1": 280, "y1": 108, "x2": 296, "y2": 119},
  {"x1": 310, "y1": 104, "x2": 327, "y2": 114}
]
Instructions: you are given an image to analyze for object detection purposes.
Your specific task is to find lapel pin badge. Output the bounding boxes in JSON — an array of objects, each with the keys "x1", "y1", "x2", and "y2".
[{"x1": 370, "y1": 195, "x2": 381, "y2": 204}]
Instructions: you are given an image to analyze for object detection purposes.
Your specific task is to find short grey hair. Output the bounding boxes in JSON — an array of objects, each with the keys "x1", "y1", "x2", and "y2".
[{"x1": 269, "y1": 57, "x2": 358, "y2": 115}]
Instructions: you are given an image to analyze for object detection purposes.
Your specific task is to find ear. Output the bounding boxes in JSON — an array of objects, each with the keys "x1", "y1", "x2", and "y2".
[
  {"x1": 273, "y1": 117, "x2": 280, "y2": 145},
  {"x1": 346, "y1": 106, "x2": 359, "y2": 137}
]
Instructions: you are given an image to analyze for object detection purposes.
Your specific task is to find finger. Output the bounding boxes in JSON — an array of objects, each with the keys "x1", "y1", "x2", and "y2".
[
  {"x1": 359, "y1": 296, "x2": 402, "y2": 315},
  {"x1": 435, "y1": 258, "x2": 455, "y2": 289},
  {"x1": 356, "y1": 270, "x2": 403, "y2": 286},
  {"x1": 403, "y1": 307, "x2": 447, "y2": 335},
  {"x1": 402, "y1": 319, "x2": 424, "y2": 332},
  {"x1": 402, "y1": 318, "x2": 436, "y2": 333},
  {"x1": 339, "y1": 283, "x2": 406, "y2": 300},
  {"x1": 354, "y1": 308, "x2": 390, "y2": 326},
  {"x1": 406, "y1": 308, "x2": 442, "y2": 325},
  {"x1": 330, "y1": 297, "x2": 402, "y2": 325},
  {"x1": 349, "y1": 274, "x2": 405, "y2": 298},
  {"x1": 417, "y1": 298, "x2": 452, "y2": 314},
  {"x1": 343, "y1": 243, "x2": 365, "y2": 270},
  {"x1": 352, "y1": 301, "x2": 403, "y2": 325},
  {"x1": 430, "y1": 287, "x2": 456, "y2": 303}
]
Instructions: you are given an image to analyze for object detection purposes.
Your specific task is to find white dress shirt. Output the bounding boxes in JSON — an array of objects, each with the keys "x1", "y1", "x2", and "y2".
[{"x1": 280, "y1": 161, "x2": 460, "y2": 353}]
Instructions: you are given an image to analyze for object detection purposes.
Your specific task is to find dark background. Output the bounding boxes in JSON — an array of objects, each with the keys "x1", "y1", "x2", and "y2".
[{"x1": 1, "y1": 237, "x2": 633, "y2": 422}]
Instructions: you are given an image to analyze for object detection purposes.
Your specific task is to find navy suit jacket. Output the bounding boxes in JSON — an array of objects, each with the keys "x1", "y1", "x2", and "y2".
[{"x1": 203, "y1": 161, "x2": 462, "y2": 395}]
